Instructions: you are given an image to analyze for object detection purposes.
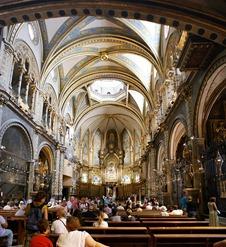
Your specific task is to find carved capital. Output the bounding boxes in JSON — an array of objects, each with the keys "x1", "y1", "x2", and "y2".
[{"x1": 0, "y1": 94, "x2": 9, "y2": 106}]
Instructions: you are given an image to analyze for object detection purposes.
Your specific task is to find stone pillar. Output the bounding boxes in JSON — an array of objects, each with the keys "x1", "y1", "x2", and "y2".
[
  {"x1": 17, "y1": 68, "x2": 24, "y2": 99},
  {"x1": 192, "y1": 137, "x2": 205, "y2": 213},
  {"x1": 24, "y1": 76, "x2": 31, "y2": 105},
  {"x1": 30, "y1": 85, "x2": 37, "y2": 112},
  {"x1": 0, "y1": 25, "x2": 3, "y2": 50},
  {"x1": 0, "y1": 94, "x2": 8, "y2": 126},
  {"x1": 146, "y1": 142, "x2": 156, "y2": 198},
  {"x1": 27, "y1": 160, "x2": 35, "y2": 197},
  {"x1": 53, "y1": 146, "x2": 61, "y2": 197},
  {"x1": 167, "y1": 159, "x2": 175, "y2": 204},
  {"x1": 49, "y1": 111, "x2": 54, "y2": 135},
  {"x1": 182, "y1": 85, "x2": 193, "y2": 137},
  {"x1": 45, "y1": 104, "x2": 49, "y2": 128},
  {"x1": 58, "y1": 147, "x2": 65, "y2": 199},
  {"x1": 118, "y1": 164, "x2": 123, "y2": 184}
]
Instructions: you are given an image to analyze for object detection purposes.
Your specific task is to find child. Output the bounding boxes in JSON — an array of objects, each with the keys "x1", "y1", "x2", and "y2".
[{"x1": 30, "y1": 219, "x2": 53, "y2": 247}]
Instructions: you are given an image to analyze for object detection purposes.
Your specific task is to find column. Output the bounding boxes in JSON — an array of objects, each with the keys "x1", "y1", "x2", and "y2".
[
  {"x1": 53, "y1": 146, "x2": 61, "y2": 197},
  {"x1": 24, "y1": 76, "x2": 30, "y2": 105},
  {"x1": 27, "y1": 160, "x2": 35, "y2": 197},
  {"x1": 192, "y1": 137, "x2": 205, "y2": 214},
  {"x1": 58, "y1": 147, "x2": 65, "y2": 200},
  {"x1": 30, "y1": 85, "x2": 37, "y2": 112},
  {"x1": 0, "y1": 94, "x2": 8, "y2": 126},
  {"x1": 146, "y1": 141, "x2": 156, "y2": 198},
  {"x1": 167, "y1": 159, "x2": 175, "y2": 205},
  {"x1": 45, "y1": 104, "x2": 49, "y2": 128},
  {"x1": 0, "y1": 25, "x2": 3, "y2": 50},
  {"x1": 182, "y1": 85, "x2": 193, "y2": 137},
  {"x1": 49, "y1": 110, "x2": 53, "y2": 134},
  {"x1": 17, "y1": 67, "x2": 24, "y2": 99}
]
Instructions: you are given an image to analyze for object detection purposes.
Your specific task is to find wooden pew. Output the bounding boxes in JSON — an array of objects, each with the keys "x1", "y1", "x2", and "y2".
[
  {"x1": 0, "y1": 210, "x2": 26, "y2": 245},
  {"x1": 139, "y1": 217, "x2": 197, "y2": 221},
  {"x1": 151, "y1": 233, "x2": 226, "y2": 247},
  {"x1": 142, "y1": 220, "x2": 209, "y2": 227},
  {"x1": 79, "y1": 226, "x2": 148, "y2": 234},
  {"x1": 108, "y1": 221, "x2": 142, "y2": 227},
  {"x1": 92, "y1": 233, "x2": 151, "y2": 247},
  {"x1": 7, "y1": 216, "x2": 26, "y2": 245},
  {"x1": 148, "y1": 226, "x2": 226, "y2": 235},
  {"x1": 83, "y1": 220, "x2": 141, "y2": 227},
  {"x1": 49, "y1": 232, "x2": 151, "y2": 247}
]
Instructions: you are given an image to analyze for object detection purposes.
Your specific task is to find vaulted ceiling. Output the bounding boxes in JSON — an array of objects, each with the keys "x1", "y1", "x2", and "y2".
[{"x1": 22, "y1": 15, "x2": 170, "y2": 141}]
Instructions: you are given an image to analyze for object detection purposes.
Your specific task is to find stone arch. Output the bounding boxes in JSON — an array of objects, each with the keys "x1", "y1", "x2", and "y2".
[
  {"x1": 37, "y1": 143, "x2": 54, "y2": 171},
  {"x1": 0, "y1": 119, "x2": 33, "y2": 159},
  {"x1": 169, "y1": 120, "x2": 187, "y2": 160},
  {"x1": 14, "y1": 40, "x2": 40, "y2": 80},
  {"x1": 195, "y1": 57, "x2": 226, "y2": 138},
  {"x1": 0, "y1": 120, "x2": 33, "y2": 198},
  {"x1": 33, "y1": 143, "x2": 54, "y2": 192}
]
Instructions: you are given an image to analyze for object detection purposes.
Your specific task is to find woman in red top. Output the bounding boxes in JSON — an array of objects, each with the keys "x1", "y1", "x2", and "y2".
[{"x1": 30, "y1": 219, "x2": 53, "y2": 247}]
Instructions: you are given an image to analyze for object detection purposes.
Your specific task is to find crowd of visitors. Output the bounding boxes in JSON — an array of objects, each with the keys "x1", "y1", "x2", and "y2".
[{"x1": 0, "y1": 191, "x2": 224, "y2": 246}]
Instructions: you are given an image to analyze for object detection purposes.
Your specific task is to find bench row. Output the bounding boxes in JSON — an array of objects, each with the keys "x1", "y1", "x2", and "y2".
[{"x1": 49, "y1": 232, "x2": 226, "y2": 247}]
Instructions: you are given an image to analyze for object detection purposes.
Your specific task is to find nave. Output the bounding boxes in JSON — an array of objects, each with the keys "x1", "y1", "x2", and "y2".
[{"x1": 0, "y1": 0, "x2": 226, "y2": 246}]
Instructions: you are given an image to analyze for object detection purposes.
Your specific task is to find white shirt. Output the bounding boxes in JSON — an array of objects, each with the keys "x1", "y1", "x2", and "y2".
[
  {"x1": 93, "y1": 220, "x2": 108, "y2": 228},
  {"x1": 57, "y1": 230, "x2": 88, "y2": 247},
  {"x1": 51, "y1": 217, "x2": 67, "y2": 234},
  {"x1": 0, "y1": 216, "x2": 6, "y2": 235}
]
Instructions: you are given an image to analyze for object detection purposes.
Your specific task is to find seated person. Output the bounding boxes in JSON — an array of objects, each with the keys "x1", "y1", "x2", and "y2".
[
  {"x1": 109, "y1": 210, "x2": 121, "y2": 222},
  {"x1": 15, "y1": 201, "x2": 26, "y2": 216},
  {"x1": 135, "y1": 203, "x2": 143, "y2": 212},
  {"x1": 93, "y1": 211, "x2": 108, "y2": 227},
  {"x1": 145, "y1": 202, "x2": 153, "y2": 210},
  {"x1": 126, "y1": 209, "x2": 136, "y2": 221},
  {"x1": 159, "y1": 206, "x2": 169, "y2": 216},
  {"x1": 3, "y1": 201, "x2": 13, "y2": 210},
  {"x1": 57, "y1": 216, "x2": 109, "y2": 247},
  {"x1": 0, "y1": 215, "x2": 13, "y2": 246},
  {"x1": 214, "y1": 240, "x2": 226, "y2": 247},
  {"x1": 168, "y1": 205, "x2": 183, "y2": 216},
  {"x1": 30, "y1": 219, "x2": 53, "y2": 247},
  {"x1": 51, "y1": 207, "x2": 68, "y2": 234},
  {"x1": 116, "y1": 203, "x2": 125, "y2": 210}
]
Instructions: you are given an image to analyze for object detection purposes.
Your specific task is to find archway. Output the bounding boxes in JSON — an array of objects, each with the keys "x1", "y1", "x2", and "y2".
[
  {"x1": 203, "y1": 89, "x2": 226, "y2": 210},
  {"x1": 0, "y1": 124, "x2": 32, "y2": 200},
  {"x1": 169, "y1": 121, "x2": 187, "y2": 204},
  {"x1": 34, "y1": 145, "x2": 53, "y2": 198}
]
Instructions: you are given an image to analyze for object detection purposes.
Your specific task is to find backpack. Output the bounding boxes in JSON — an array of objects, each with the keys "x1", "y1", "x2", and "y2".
[{"x1": 26, "y1": 203, "x2": 43, "y2": 232}]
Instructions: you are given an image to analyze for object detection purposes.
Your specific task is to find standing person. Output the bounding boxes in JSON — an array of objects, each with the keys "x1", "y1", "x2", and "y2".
[
  {"x1": 179, "y1": 191, "x2": 188, "y2": 213},
  {"x1": 186, "y1": 196, "x2": 197, "y2": 218},
  {"x1": 30, "y1": 219, "x2": 53, "y2": 247},
  {"x1": 208, "y1": 197, "x2": 219, "y2": 226},
  {"x1": 25, "y1": 191, "x2": 48, "y2": 233},
  {"x1": 57, "y1": 216, "x2": 109, "y2": 247},
  {"x1": 0, "y1": 214, "x2": 13, "y2": 247}
]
